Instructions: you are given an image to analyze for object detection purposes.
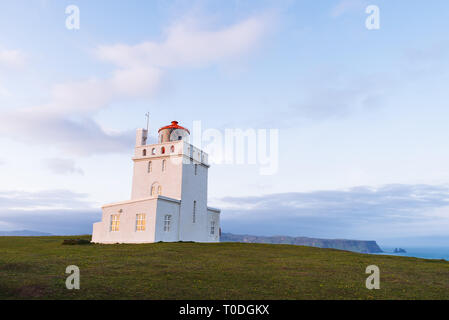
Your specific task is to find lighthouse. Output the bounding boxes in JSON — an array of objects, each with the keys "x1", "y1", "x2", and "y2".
[{"x1": 92, "y1": 121, "x2": 221, "y2": 243}]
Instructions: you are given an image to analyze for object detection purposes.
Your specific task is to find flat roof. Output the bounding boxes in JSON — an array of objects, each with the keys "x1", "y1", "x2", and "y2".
[{"x1": 102, "y1": 195, "x2": 181, "y2": 208}]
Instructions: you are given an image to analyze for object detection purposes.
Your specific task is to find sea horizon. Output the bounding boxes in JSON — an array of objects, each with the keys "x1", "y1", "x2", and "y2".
[{"x1": 375, "y1": 246, "x2": 449, "y2": 261}]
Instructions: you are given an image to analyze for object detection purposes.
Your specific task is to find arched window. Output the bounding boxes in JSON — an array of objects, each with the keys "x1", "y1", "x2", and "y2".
[
  {"x1": 161, "y1": 147, "x2": 165, "y2": 154},
  {"x1": 151, "y1": 182, "x2": 161, "y2": 196},
  {"x1": 162, "y1": 160, "x2": 166, "y2": 172},
  {"x1": 148, "y1": 161, "x2": 152, "y2": 173},
  {"x1": 170, "y1": 145, "x2": 175, "y2": 153},
  {"x1": 142, "y1": 149, "x2": 147, "y2": 156},
  {"x1": 151, "y1": 148, "x2": 156, "y2": 155}
]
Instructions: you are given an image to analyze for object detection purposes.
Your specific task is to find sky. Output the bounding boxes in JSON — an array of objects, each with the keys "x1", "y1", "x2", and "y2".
[{"x1": 1, "y1": 0, "x2": 449, "y2": 247}]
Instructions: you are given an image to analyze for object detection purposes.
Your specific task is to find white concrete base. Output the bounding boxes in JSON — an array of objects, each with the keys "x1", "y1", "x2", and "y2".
[{"x1": 92, "y1": 196, "x2": 220, "y2": 244}]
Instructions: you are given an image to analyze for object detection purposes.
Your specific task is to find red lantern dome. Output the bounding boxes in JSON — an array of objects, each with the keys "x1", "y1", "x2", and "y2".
[
  {"x1": 158, "y1": 121, "x2": 190, "y2": 134},
  {"x1": 158, "y1": 121, "x2": 190, "y2": 143}
]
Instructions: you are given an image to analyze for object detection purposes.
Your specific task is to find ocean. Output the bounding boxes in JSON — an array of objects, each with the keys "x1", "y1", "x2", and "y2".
[{"x1": 376, "y1": 247, "x2": 449, "y2": 260}]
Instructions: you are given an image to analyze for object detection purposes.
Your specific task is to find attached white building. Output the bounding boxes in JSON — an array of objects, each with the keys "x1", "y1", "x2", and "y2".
[{"x1": 92, "y1": 121, "x2": 221, "y2": 243}]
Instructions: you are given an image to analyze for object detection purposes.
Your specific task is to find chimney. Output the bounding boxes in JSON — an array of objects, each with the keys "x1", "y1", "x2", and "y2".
[{"x1": 136, "y1": 128, "x2": 148, "y2": 147}]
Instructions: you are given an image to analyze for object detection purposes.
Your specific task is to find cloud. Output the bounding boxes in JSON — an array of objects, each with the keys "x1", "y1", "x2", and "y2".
[
  {"x1": 0, "y1": 84, "x2": 9, "y2": 97},
  {"x1": 43, "y1": 68, "x2": 163, "y2": 116},
  {"x1": 0, "y1": 111, "x2": 134, "y2": 155},
  {"x1": 330, "y1": 0, "x2": 367, "y2": 18},
  {"x1": 400, "y1": 43, "x2": 449, "y2": 78},
  {"x1": 279, "y1": 71, "x2": 393, "y2": 123},
  {"x1": 220, "y1": 184, "x2": 449, "y2": 244},
  {"x1": 44, "y1": 158, "x2": 84, "y2": 175},
  {"x1": 276, "y1": 41, "x2": 449, "y2": 125},
  {"x1": 0, "y1": 209, "x2": 99, "y2": 235},
  {"x1": 46, "y1": 13, "x2": 272, "y2": 116},
  {"x1": 296, "y1": 80, "x2": 383, "y2": 119},
  {"x1": 94, "y1": 14, "x2": 272, "y2": 69},
  {"x1": 1, "y1": 183, "x2": 449, "y2": 240},
  {"x1": 0, "y1": 49, "x2": 27, "y2": 69},
  {"x1": 0, "y1": 48, "x2": 27, "y2": 98},
  {"x1": 0, "y1": 189, "x2": 99, "y2": 235},
  {"x1": 0, "y1": 189, "x2": 92, "y2": 210},
  {"x1": 0, "y1": 14, "x2": 273, "y2": 155}
]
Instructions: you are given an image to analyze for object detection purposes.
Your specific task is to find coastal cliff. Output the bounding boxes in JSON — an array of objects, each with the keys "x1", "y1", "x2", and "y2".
[{"x1": 221, "y1": 233, "x2": 383, "y2": 253}]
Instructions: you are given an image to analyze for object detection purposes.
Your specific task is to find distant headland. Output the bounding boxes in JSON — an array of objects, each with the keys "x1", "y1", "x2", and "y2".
[
  {"x1": 221, "y1": 233, "x2": 384, "y2": 254},
  {"x1": 0, "y1": 230, "x2": 52, "y2": 236}
]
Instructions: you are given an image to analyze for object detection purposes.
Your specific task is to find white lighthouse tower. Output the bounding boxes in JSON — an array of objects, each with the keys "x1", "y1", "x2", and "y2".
[{"x1": 92, "y1": 121, "x2": 221, "y2": 243}]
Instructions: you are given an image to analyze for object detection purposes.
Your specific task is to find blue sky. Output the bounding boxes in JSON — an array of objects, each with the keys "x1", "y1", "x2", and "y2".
[{"x1": 1, "y1": 0, "x2": 449, "y2": 246}]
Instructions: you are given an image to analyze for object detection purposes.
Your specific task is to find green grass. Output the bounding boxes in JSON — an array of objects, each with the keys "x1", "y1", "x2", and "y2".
[{"x1": 0, "y1": 235, "x2": 448, "y2": 300}]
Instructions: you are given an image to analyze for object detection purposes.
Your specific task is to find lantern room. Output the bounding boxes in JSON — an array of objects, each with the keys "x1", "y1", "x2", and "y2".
[{"x1": 158, "y1": 121, "x2": 190, "y2": 143}]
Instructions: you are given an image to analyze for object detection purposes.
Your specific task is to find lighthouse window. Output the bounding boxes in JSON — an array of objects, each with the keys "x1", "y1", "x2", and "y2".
[
  {"x1": 193, "y1": 201, "x2": 196, "y2": 223},
  {"x1": 162, "y1": 160, "x2": 166, "y2": 172},
  {"x1": 170, "y1": 145, "x2": 175, "y2": 153},
  {"x1": 151, "y1": 148, "x2": 156, "y2": 155},
  {"x1": 210, "y1": 221, "x2": 215, "y2": 235},
  {"x1": 178, "y1": 136, "x2": 182, "y2": 140},
  {"x1": 110, "y1": 215, "x2": 120, "y2": 232},
  {"x1": 194, "y1": 164, "x2": 198, "y2": 175},
  {"x1": 142, "y1": 149, "x2": 147, "y2": 156},
  {"x1": 164, "y1": 215, "x2": 171, "y2": 232},
  {"x1": 161, "y1": 147, "x2": 165, "y2": 154},
  {"x1": 148, "y1": 161, "x2": 152, "y2": 173},
  {"x1": 136, "y1": 214, "x2": 146, "y2": 231}
]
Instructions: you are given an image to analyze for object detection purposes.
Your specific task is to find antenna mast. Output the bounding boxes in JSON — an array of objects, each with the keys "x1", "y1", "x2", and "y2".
[{"x1": 145, "y1": 112, "x2": 150, "y2": 132}]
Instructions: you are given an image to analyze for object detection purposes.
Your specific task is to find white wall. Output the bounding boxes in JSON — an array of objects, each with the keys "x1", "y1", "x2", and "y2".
[
  {"x1": 92, "y1": 198, "x2": 158, "y2": 244},
  {"x1": 154, "y1": 198, "x2": 181, "y2": 242},
  {"x1": 131, "y1": 141, "x2": 184, "y2": 200},
  {"x1": 179, "y1": 160, "x2": 210, "y2": 242},
  {"x1": 207, "y1": 209, "x2": 220, "y2": 242}
]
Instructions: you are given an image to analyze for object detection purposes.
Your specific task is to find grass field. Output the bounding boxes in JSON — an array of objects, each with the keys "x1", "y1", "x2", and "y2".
[{"x1": 0, "y1": 235, "x2": 448, "y2": 300}]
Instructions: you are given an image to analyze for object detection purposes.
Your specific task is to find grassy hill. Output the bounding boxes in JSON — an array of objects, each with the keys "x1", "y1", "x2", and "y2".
[{"x1": 0, "y1": 235, "x2": 448, "y2": 300}]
